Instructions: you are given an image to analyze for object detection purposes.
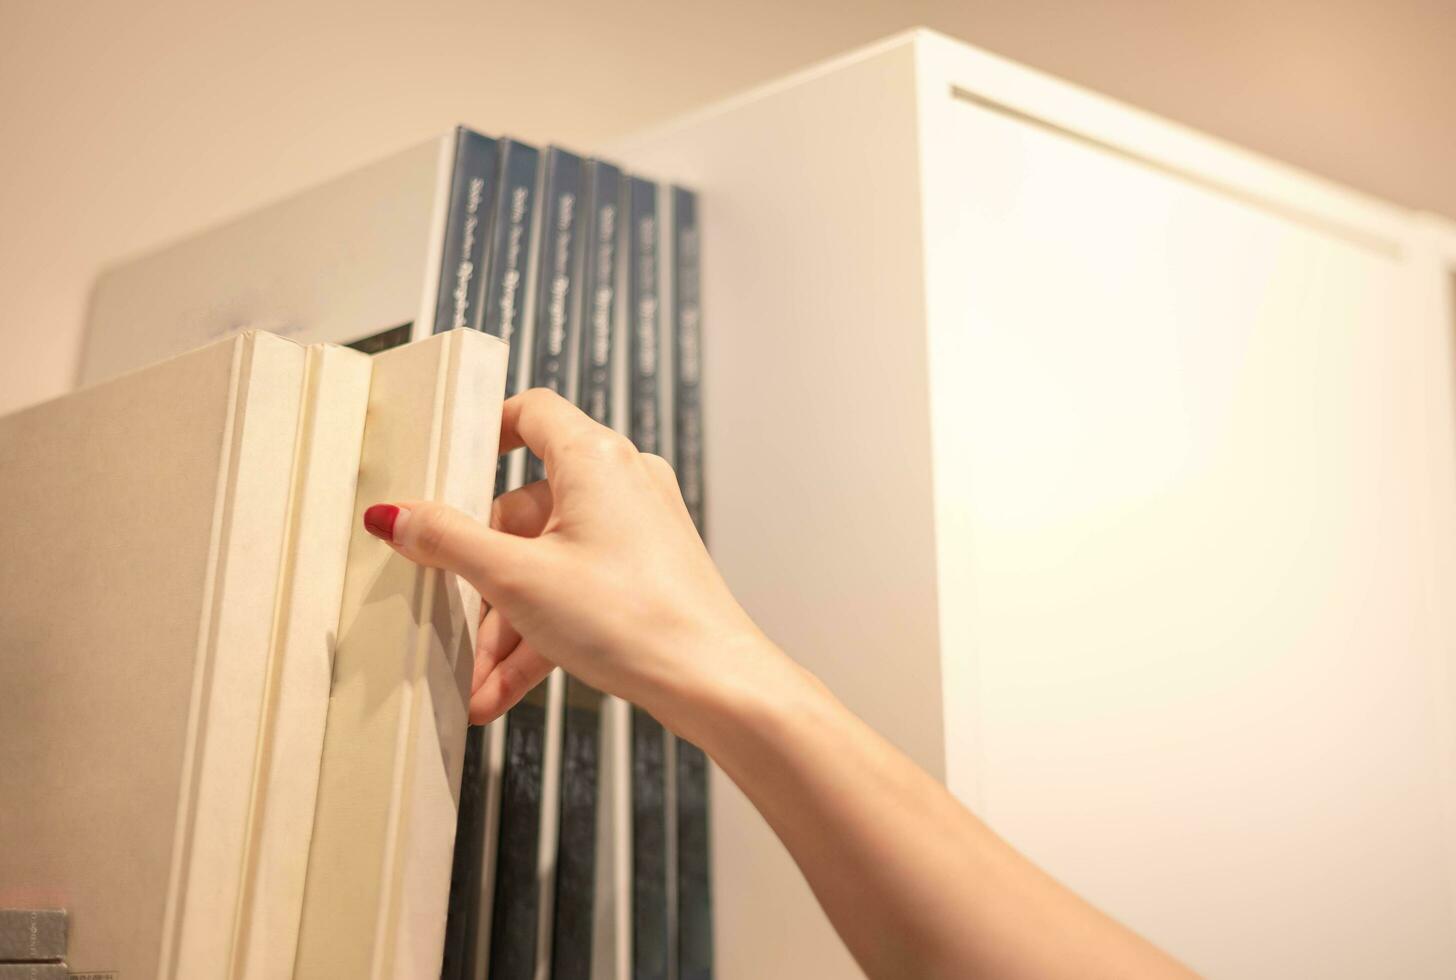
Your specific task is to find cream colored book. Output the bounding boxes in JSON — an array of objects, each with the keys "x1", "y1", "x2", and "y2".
[
  {"x1": 295, "y1": 327, "x2": 509, "y2": 980},
  {"x1": 0, "y1": 331, "x2": 350, "y2": 979},
  {"x1": 233, "y1": 343, "x2": 372, "y2": 979}
]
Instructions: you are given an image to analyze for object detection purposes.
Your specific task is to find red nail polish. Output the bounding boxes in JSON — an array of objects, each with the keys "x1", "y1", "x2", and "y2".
[{"x1": 364, "y1": 504, "x2": 400, "y2": 542}]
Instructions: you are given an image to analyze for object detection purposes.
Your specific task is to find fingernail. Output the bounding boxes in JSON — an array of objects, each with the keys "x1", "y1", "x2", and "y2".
[{"x1": 364, "y1": 504, "x2": 401, "y2": 542}]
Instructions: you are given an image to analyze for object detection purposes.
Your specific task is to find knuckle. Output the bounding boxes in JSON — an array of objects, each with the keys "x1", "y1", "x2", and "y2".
[
  {"x1": 410, "y1": 503, "x2": 454, "y2": 558},
  {"x1": 642, "y1": 453, "x2": 675, "y2": 477}
]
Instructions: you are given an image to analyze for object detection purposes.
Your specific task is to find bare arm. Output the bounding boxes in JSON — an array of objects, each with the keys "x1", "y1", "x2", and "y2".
[{"x1": 365, "y1": 388, "x2": 1196, "y2": 980}]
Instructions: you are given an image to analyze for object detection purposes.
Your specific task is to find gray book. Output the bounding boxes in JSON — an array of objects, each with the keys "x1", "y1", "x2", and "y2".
[
  {"x1": 0, "y1": 910, "x2": 65, "y2": 962},
  {"x1": 0, "y1": 964, "x2": 69, "y2": 979}
]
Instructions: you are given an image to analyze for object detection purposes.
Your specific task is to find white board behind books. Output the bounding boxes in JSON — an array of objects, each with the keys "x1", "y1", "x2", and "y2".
[{"x1": 79, "y1": 134, "x2": 453, "y2": 385}]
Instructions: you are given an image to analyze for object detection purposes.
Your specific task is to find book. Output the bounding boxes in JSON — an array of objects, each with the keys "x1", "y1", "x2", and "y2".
[
  {"x1": 624, "y1": 175, "x2": 671, "y2": 980},
  {"x1": 670, "y1": 186, "x2": 713, "y2": 980},
  {"x1": 439, "y1": 135, "x2": 543, "y2": 980},
  {"x1": 487, "y1": 680, "x2": 549, "y2": 980},
  {"x1": 81, "y1": 127, "x2": 500, "y2": 384},
  {"x1": 433, "y1": 127, "x2": 501, "y2": 335},
  {"x1": 0, "y1": 965, "x2": 68, "y2": 980},
  {"x1": 484, "y1": 137, "x2": 544, "y2": 500},
  {"x1": 294, "y1": 328, "x2": 509, "y2": 980},
  {"x1": 550, "y1": 158, "x2": 625, "y2": 980},
  {"x1": 525, "y1": 146, "x2": 587, "y2": 484},
  {"x1": 0, "y1": 333, "x2": 316, "y2": 978},
  {"x1": 234, "y1": 343, "x2": 373, "y2": 980},
  {"x1": 0, "y1": 910, "x2": 66, "y2": 962},
  {"x1": 487, "y1": 145, "x2": 590, "y2": 980}
]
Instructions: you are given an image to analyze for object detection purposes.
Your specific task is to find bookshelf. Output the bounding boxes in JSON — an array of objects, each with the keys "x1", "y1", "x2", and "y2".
[{"x1": 613, "y1": 28, "x2": 1456, "y2": 979}]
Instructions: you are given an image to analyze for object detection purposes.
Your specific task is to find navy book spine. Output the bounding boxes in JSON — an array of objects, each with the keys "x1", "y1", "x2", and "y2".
[
  {"x1": 483, "y1": 138, "x2": 543, "y2": 499},
  {"x1": 432, "y1": 127, "x2": 500, "y2": 335},
  {"x1": 524, "y1": 147, "x2": 587, "y2": 485},
  {"x1": 626, "y1": 175, "x2": 670, "y2": 980},
  {"x1": 488, "y1": 683, "x2": 551, "y2": 980},
  {"x1": 670, "y1": 186, "x2": 713, "y2": 980},
  {"x1": 549, "y1": 159, "x2": 623, "y2": 980},
  {"x1": 441, "y1": 136, "x2": 542, "y2": 980}
]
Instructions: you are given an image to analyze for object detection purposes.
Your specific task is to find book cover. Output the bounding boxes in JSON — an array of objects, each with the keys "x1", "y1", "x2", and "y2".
[
  {"x1": 0, "y1": 333, "x2": 309, "y2": 978},
  {"x1": 670, "y1": 186, "x2": 713, "y2": 980},
  {"x1": 294, "y1": 329, "x2": 509, "y2": 980}
]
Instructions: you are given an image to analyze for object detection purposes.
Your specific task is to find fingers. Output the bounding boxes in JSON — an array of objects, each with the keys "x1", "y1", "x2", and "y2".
[
  {"x1": 363, "y1": 499, "x2": 533, "y2": 600},
  {"x1": 498, "y1": 388, "x2": 592, "y2": 455},
  {"x1": 469, "y1": 641, "x2": 553, "y2": 724},
  {"x1": 490, "y1": 479, "x2": 553, "y2": 537},
  {"x1": 499, "y1": 388, "x2": 625, "y2": 472}
]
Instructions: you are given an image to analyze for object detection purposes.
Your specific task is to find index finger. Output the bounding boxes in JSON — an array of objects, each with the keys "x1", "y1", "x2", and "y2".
[{"x1": 498, "y1": 387, "x2": 608, "y2": 460}]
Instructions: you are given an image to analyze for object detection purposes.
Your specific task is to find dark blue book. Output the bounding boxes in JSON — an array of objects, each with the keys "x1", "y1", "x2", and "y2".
[
  {"x1": 549, "y1": 159, "x2": 624, "y2": 980},
  {"x1": 670, "y1": 186, "x2": 712, "y2": 980},
  {"x1": 440, "y1": 136, "x2": 543, "y2": 980},
  {"x1": 625, "y1": 175, "x2": 670, "y2": 980},
  {"x1": 525, "y1": 147, "x2": 587, "y2": 486},
  {"x1": 432, "y1": 127, "x2": 500, "y2": 336},
  {"x1": 488, "y1": 683, "x2": 551, "y2": 980},
  {"x1": 483, "y1": 138, "x2": 543, "y2": 500}
]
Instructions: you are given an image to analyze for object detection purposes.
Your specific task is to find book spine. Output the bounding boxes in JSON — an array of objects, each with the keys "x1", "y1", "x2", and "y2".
[
  {"x1": 670, "y1": 186, "x2": 712, "y2": 980},
  {"x1": 442, "y1": 138, "x2": 545, "y2": 980},
  {"x1": 483, "y1": 139, "x2": 543, "y2": 499},
  {"x1": 432, "y1": 127, "x2": 501, "y2": 335},
  {"x1": 0, "y1": 964, "x2": 68, "y2": 979},
  {"x1": 525, "y1": 148, "x2": 587, "y2": 485},
  {"x1": 630, "y1": 706, "x2": 670, "y2": 980},
  {"x1": 0, "y1": 909, "x2": 66, "y2": 962},
  {"x1": 550, "y1": 677, "x2": 606, "y2": 980},
  {"x1": 488, "y1": 681, "x2": 550, "y2": 980},
  {"x1": 625, "y1": 175, "x2": 671, "y2": 980},
  {"x1": 578, "y1": 161, "x2": 624, "y2": 429},
  {"x1": 547, "y1": 160, "x2": 624, "y2": 980},
  {"x1": 627, "y1": 176, "x2": 663, "y2": 458}
]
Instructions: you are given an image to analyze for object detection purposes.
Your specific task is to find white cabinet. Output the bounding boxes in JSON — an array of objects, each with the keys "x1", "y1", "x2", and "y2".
[{"x1": 616, "y1": 30, "x2": 1456, "y2": 978}]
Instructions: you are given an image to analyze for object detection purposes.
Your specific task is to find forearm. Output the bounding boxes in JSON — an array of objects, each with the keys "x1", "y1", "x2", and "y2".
[{"x1": 662, "y1": 637, "x2": 1196, "y2": 980}]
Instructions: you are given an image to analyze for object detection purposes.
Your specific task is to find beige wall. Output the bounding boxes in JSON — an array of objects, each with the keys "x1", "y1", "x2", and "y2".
[{"x1": 0, "y1": 0, "x2": 1451, "y2": 416}]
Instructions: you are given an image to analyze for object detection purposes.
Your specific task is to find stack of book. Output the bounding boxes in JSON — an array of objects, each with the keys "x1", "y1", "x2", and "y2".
[{"x1": 5, "y1": 126, "x2": 710, "y2": 979}]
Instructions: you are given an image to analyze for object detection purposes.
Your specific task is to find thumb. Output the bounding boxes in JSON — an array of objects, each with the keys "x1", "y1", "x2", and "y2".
[{"x1": 363, "y1": 500, "x2": 535, "y2": 600}]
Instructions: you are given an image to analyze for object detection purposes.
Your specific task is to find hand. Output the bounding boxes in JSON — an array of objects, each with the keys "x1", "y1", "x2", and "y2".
[{"x1": 362, "y1": 387, "x2": 775, "y2": 730}]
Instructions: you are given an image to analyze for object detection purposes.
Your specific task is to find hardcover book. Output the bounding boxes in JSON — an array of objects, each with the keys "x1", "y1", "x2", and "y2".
[
  {"x1": 552, "y1": 158, "x2": 625, "y2": 980},
  {"x1": 670, "y1": 186, "x2": 713, "y2": 980},
  {"x1": 294, "y1": 328, "x2": 509, "y2": 980},
  {"x1": 0, "y1": 333, "x2": 327, "y2": 978}
]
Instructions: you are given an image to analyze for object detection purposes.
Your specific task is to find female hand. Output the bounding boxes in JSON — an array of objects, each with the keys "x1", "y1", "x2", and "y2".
[{"x1": 362, "y1": 387, "x2": 780, "y2": 732}]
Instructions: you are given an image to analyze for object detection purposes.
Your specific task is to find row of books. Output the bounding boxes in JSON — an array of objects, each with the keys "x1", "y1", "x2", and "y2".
[{"x1": 9, "y1": 126, "x2": 710, "y2": 979}]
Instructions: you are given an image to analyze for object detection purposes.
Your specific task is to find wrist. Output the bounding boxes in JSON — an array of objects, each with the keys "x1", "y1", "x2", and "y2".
[{"x1": 651, "y1": 629, "x2": 825, "y2": 760}]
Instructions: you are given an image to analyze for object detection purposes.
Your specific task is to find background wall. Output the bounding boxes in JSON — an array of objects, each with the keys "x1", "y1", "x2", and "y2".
[{"x1": 0, "y1": 0, "x2": 1451, "y2": 415}]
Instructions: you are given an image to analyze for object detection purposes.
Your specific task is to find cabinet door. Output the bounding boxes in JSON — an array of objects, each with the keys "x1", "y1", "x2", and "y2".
[{"x1": 921, "y1": 76, "x2": 1456, "y2": 979}]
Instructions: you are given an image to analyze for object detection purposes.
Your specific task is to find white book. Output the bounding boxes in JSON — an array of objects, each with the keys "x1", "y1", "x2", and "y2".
[
  {"x1": 0, "y1": 332, "x2": 347, "y2": 978},
  {"x1": 235, "y1": 343, "x2": 372, "y2": 980},
  {"x1": 79, "y1": 128, "x2": 496, "y2": 386},
  {"x1": 294, "y1": 327, "x2": 509, "y2": 980}
]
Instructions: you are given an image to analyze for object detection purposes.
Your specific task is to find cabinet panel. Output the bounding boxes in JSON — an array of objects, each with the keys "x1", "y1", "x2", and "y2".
[{"x1": 923, "y1": 89, "x2": 1456, "y2": 978}]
